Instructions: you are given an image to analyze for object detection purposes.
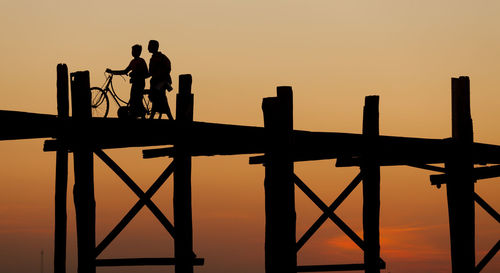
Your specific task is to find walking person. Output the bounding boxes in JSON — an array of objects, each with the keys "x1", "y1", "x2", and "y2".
[
  {"x1": 106, "y1": 44, "x2": 148, "y2": 118},
  {"x1": 147, "y1": 40, "x2": 174, "y2": 120}
]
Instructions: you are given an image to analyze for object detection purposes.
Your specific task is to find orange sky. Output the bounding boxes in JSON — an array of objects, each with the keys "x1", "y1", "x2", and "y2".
[{"x1": 1, "y1": 1, "x2": 499, "y2": 272}]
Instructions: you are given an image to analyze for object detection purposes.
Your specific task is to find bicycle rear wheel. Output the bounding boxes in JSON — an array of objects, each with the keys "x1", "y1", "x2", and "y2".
[{"x1": 90, "y1": 87, "x2": 109, "y2": 117}]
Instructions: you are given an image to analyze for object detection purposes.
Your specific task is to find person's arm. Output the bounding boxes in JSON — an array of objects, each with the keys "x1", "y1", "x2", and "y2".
[
  {"x1": 149, "y1": 57, "x2": 157, "y2": 78},
  {"x1": 165, "y1": 56, "x2": 171, "y2": 74},
  {"x1": 106, "y1": 60, "x2": 133, "y2": 75}
]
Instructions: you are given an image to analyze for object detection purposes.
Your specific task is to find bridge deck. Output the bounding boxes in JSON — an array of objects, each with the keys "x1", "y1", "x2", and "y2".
[{"x1": 2, "y1": 110, "x2": 500, "y2": 165}]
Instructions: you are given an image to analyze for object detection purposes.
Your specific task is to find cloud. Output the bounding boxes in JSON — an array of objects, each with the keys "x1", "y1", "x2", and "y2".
[{"x1": 324, "y1": 224, "x2": 449, "y2": 265}]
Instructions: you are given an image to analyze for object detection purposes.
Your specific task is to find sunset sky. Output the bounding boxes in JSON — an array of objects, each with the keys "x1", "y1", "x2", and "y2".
[{"x1": 1, "y1": 1, "x2": 499, "y2": 272}]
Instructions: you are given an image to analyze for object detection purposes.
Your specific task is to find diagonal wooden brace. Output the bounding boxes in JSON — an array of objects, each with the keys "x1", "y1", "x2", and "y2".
[
  {"x1": 296, "y1": 172, "x2": 363, "y2": 251},
  {"x1": 94, "y1": 158, "x2": 175, "y2": 257},
  {"x1": 94, "y1": 150, "x2": 175, "y2": 235},
  {"x1": 294, "y1": 174, "x2": 365, "y2": 251},
  {"x1": 474, "y1": 193, "x2": 500, "y2": 224},
  {"x1": 475, "y1": 240, "x2": 500, "y2": 273}
]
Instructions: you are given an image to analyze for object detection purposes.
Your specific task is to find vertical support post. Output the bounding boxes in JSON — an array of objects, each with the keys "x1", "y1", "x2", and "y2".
[
  {"x1": 174, "y1": 74, "x2": 194, "y2": 273},
  {"x1": 361, "y1": 95, "x2": 381, "y2": 273},
  {"x1": 446, "y1": 76, "x2": 475, "y2": 273},
  {"x1": 70, "y1": 71, "x2": 96, "y2": 273},
  {"x1": 263, "y1": 86, "x2": 296, "y2": 273},
  {"x1": 55, "y1": 64, "x2": 69, "y2": 273}
]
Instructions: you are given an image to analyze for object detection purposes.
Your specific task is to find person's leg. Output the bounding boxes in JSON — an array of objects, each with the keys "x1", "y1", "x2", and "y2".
[
  {"x1": 148, "y1": 88, "x2": 158, "y2": 119},
  {"x1": 156, "y1": 87, "x2": 174, "y2": 120},
  {"x1": 130, "y1": 84, "x2": 144, "y2": 118}
]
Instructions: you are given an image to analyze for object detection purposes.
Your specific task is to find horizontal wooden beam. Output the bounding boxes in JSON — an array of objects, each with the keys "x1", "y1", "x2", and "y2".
[
  {"x1": 0, "y1": 110, "x2": 59, "y2": 140},
  {"x1": 95, "y1": 258, "x2": 204, "y2": 267},
  {"x1": 143, "y1": 146, "x2": 174, "y2": 158},
  {"x1": 472, "y1": 165, "x2": 500, "y2": 180},
  {"x1": 430, "y1": 165, "x2": 500, "y2": 186},
  {"x1": 2, "y1": 110, "x2": 500, "y2": 165},
  {"x1": 336, "y1": 157, "x2": 448, "y2": 170},
  {"x1": 406, "y1": 163, "x2": 446, "y2": 172},
  {"x1": 40, "y1": 118, "x2": 267, "y2": 153}
]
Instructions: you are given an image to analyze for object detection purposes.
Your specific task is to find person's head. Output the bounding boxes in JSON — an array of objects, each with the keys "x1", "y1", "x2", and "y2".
[
  {"x1": 148, "y1": 40, "x2": 159, "y2": 53},
  {"x1": 131, "y1": 44, "x2": 142, "y2": 58}
]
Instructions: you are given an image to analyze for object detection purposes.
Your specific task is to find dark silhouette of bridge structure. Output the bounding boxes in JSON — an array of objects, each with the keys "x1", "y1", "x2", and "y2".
[{"x1": 0, "y1": 64, "x2": 499, "y2": 273}]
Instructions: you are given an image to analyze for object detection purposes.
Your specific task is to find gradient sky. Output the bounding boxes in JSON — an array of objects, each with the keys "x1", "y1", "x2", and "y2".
[{"x1": 1, "y1": 1, "x2": 499, "y2": 272}]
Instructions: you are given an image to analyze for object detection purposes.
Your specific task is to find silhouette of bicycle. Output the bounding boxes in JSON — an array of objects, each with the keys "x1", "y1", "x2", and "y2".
[{"x1": 90, "y1": 71, "x2": 151, "y2": 118}]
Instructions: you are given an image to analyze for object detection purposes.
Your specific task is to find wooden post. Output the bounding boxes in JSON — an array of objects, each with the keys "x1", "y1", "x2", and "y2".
[
  {"x1": 174, "y1": 74, "x2": 194, "y2": 273},
  {"x1": 446, "y1": 76, "x2": 475, "y2": 273},
  {"x1": 54, "y1": 64, "x2": 69, "y2": 273},
  {"x1": 70, "y1": 71, "x2": 96, "y2": 273},
  {"x1": 263, "y1": 86, "x2": 296, "y2": 273},
  {"x1": 361, "y1": 95, "x2": 381, "y2": 273}
]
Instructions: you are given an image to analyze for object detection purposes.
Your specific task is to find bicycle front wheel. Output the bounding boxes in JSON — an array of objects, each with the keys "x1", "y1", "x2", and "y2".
[{"x1": 90, "y1": 87, "x2": 109, "y2": 117}]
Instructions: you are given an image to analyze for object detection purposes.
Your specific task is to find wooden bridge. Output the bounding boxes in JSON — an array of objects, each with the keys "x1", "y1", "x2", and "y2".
[{"x1": 1, "y1": 64, "x2": 499, "y2": 273}]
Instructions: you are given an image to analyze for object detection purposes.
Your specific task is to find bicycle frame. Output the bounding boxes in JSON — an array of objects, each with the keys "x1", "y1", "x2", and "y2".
[
  {"x1": 101, "y1": 73, "x2": 129, "y2": 107},
  {"x1": 91, "y1": 71, "x2": 152, "y2": 118}
]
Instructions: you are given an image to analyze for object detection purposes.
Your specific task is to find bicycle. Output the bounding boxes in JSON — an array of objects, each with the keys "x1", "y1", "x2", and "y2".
[{"x1": 90, "y1": 71, "x2": 151, "y2": 118}]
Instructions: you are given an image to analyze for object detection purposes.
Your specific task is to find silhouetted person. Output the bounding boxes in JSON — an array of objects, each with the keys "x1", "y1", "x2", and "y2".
[
  {"x1": 106, "y1": 44, "x2": 148, "y2": 118},
  {"x1": 148, "y1": 40, "x2": 174, "y2": 120}
]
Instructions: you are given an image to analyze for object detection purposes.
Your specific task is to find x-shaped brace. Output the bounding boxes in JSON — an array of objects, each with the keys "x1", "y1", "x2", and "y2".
[
  {"x1": 474, "y1": 193, "x2": 500, "y2": 273},
  {"x1": 94, "y1": 150, "x2": 175, "y2": 257},
  {"x1": 295, "y1": 171, "x2": 385, "y2": 267},
  {"x1": 295, "y1": 172, "x2": 364, "y2": 251}
]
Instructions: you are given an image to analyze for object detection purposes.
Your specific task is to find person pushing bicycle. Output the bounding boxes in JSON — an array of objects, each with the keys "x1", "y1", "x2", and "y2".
[{"x1": 106, "y1": 44, "x2": 149, "y2": 118}]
